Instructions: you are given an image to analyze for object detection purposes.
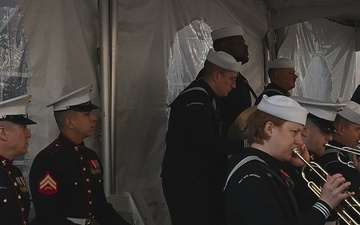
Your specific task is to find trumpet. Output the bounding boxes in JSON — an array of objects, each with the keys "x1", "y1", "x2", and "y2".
[
  {"x1": 325, "y1": 143, "x2": 360, "y2": 169},
  {"x1": 293, "y1": 148, "x2": 360, "y2": 225}
]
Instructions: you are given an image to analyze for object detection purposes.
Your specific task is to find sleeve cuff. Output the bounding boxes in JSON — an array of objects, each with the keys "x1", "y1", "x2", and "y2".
[{"x1": 312, "y1": 200, "x2": 332, "y2": 219}]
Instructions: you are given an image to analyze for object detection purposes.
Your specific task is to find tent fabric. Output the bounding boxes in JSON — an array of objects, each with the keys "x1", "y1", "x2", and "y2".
[
  {"x1": 15, "y1": 0, "x2": 268, "y2": 193},
  {"x1": 279, "y1": 19, "x2": 356, "y2": 101},
  {"x1": 2, "y1": 0, "x2": 358, "y2": 223}
]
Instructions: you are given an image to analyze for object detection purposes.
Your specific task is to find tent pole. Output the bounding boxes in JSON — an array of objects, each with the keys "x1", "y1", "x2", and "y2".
[
  {"x1": 110, "y1": 0, "x2": 118, "y2": 194},
  {"x1": 99, "y1": 0, "x2": 112, "y2": 196}
]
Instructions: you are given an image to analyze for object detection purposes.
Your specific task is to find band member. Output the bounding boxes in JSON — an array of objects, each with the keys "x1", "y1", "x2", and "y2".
[
  {"x1": 225, "y1": 95, "x2": 350, "y2": 225},
  {"x1": 286, "y1": 96, "x2": 348, "y2": 223}
]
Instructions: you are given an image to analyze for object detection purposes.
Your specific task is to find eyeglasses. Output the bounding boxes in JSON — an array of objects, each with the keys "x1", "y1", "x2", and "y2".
[{"x1": 221, "y1": 73, "x2": 237, "y2": 84}]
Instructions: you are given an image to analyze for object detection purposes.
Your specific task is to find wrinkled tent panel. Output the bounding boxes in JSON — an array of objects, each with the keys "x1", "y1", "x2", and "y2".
[
  {"x1": 5, "y1": 0, "x2": 359, "y2": 223},
  {"x1": 279, "y1": 18, "x2": 356, "y2": 101}
]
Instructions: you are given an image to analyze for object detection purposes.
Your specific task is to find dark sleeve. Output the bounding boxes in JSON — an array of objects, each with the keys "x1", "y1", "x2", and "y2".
[
  {"x1": 226, "y1": 165, "x2": 328, "y2": 225},
  {"x1": 29, "y1": 154, "x2": 77, "y2": 225},
  {"x1": 184, "y1": 93, "x2": 243, "y2": 155}
]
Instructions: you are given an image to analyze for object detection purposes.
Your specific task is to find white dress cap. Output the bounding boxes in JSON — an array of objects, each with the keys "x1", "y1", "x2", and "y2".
[
  {"x1": 257, "y1": 95, "x2": 308, "y2": 125},
  {"x1": 338, "y1": 101, "x2": 360, "y2": 124},
  {"x1": 211, "y1": 26, "x2": 244, "y2": 41},
  {"x1": 47, "y1": 84, "x2": 98, "y2": 112},
  {"x1": 268, "y1": 58, "x2": 295, "y2": 69},
  {"x1": 0, "y1": 94, "x2": 36, "y2": 124},
  {"x1": 206, "y1": 49, "x2": 242, "y2": 72},
  {"x1": 290, "y1": 96, "x2": 345, "y2": 121}
]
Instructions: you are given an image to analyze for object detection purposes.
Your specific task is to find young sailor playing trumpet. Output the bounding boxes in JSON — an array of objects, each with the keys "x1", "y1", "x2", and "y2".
[
  {"x1": 225, "y1": 95, "x2": 350, "y2": 225},
  {"x1": 285, "y1": 96, "x2": 360, "y2": 225}
]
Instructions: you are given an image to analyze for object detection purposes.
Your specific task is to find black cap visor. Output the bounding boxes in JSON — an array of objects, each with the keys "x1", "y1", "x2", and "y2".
[
  {"x1": 66, "y1": 101, "x2": 99, "y2": 112},
  {"x1": 308, "y1": 113, "x2": 336, "y2": 134},
  {"x1": 0, "y1": 114, "x2": 36, "y2": 125}
]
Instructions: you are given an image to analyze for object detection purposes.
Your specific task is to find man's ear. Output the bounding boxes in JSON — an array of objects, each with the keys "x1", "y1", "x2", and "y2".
[
  {"x1": 301, "y1": 126, "x2": 308, "y2": 137},
  {"x1": 64, "y1": 117, "x2": 74, "y2": 130},
  {"x1": 0, "y1": 127, "x2": 8, "y2": 140},
  {"x1": 264, "y1": 121, "x2": 273, "y2": 136},
  {"x1": 214, "y1": 70, "x2": 221, "y2": 82},
  {"x1": 335, "y1": 124, "x2": 344, "y2": 135}
]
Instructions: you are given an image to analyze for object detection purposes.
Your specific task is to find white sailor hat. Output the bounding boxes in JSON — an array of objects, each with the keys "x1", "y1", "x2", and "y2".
[
  {"x1": 206, "y1": 49, "x2": 242, "y2": 72},
  {"x1": 338, "y1": 101, "x2": 360, "y2": 124},
  {"x1": 47, "y1": 85, "x2": 99, "y2": 112},
  {"x1": 257, "y1": 95, "x2": 308, "y2": 125},
  {"x1": 211, "y1": 26, "x2": 244, "y2": 41},
  {"x1": 268, "y1": 58, "x2": 295, "y2": 69},
  {"x1": 0, "y1": 94, "x2": 36, "y2": 125},
  {"x1": 291, "y1": 96, "x2": 345, "y2": 133}
]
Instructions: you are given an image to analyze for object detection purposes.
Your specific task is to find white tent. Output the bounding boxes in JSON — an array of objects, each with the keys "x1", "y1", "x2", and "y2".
[{"x1": 2, "y1": 0, "x2": 360, "y2": 223}]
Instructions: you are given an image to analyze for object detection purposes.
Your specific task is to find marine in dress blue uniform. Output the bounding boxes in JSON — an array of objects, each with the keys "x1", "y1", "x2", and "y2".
[
  {"x1": 0, "y1": 94, "x2": 37, "y2": 225},
  {"x1": 29, "y1": 85, "x2": 130, "y2": 225}
]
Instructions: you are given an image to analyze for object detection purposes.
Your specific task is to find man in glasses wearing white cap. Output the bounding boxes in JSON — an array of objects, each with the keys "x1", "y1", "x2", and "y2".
[
  {"x1": 254, "y1": 58, "x2": 297, "y2": 105},
  {"x1": 0, "y1": 94, "x2": 36, "y2": 225},
  {"x1": 225, "y1": 95, "x2": 350, "y2": 225},
  {"x1": 161, "y1": 49, "x2": 244, "y2": 225},
  {"x1": 196, "y1": 25, "x2": 257, "y2": 137},
  {"x1": 285, "y1": 96, "x2": 347, "y2": 224},
  {"x1": 29, "y1": 85, "x2": 130, "y2": 225}
]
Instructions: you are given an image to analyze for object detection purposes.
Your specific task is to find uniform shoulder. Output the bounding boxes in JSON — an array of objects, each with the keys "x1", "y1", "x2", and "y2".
[{"x1": 34, "y1": 140, "x2": 62, "y2": 158}]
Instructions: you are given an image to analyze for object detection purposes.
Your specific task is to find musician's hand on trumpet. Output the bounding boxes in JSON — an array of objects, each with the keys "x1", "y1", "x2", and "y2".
[
  {"x1": 319, "y1": 174, "x2": 351, "y2": 210},
  {"x1": 289, "y1": 144, "x2": 310, "y2": 167}
]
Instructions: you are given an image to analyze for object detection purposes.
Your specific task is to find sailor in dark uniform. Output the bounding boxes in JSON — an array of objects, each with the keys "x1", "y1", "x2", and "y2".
[
  {"x1": 196, "y1": 26, "x2": 257, "y2": 137},
  {"x1": 285, "y1": 96, "x2": 348, "y2": 224},
  {"x1": 314, "y1": 100, "x2": 360, "y2": 224},
  {"x1": 162, "y1": 49, "x2": 244, "y2": 225},
  {"x1": 0, "y1": 94, "x2": 37, "y2": 225},
  {"x1": 254, "y1": 58, "x2": 297, "y2": 105},
  {"x1": 225, "y1": 95, "x2": 350, "y2": 225},
  {"x1": 29, "y1": 85, "x2": 130, "y2": 225}
]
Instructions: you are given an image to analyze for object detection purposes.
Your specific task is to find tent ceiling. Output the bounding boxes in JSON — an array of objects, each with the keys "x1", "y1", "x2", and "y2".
[{"x1": 266, "y1": 0, "x2": 360, "y2": 28}]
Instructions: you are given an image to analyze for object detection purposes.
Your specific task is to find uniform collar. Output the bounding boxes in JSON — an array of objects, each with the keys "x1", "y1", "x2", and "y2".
[
  {"x1": 58, "y1": 132, "x2": 86, "y2": 152},
  {"x1": 266, "y1": 83, "x2": 290, "y2": 96},
  {"x1": 0, "y1": 154, "x2": 13, "y2": 167},
  {"x1": 246, "y1": 147, "x2": 285, "y2": 171}
]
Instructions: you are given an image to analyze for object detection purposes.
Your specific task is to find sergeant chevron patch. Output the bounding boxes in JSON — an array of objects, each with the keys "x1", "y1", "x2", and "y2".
[{"x1": 38, "y1": 172, "x2": 58, "y2": 195}]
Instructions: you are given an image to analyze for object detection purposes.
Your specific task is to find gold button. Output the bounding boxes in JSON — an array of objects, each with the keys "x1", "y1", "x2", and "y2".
[
  {"x1": 18, "y1": 195, "x2": 21, "y2": 199},
  {"x1": 89, "y1": 201, "x2": 92, "y2": 205},
  {"x1": 55, "y1": 144, "x2": 59, "y2": 147},
  {"x1": 14, "y1": 182, "x2": 18, "y2": 186},
  {"x1": 88, "y1": 189, "x2": 91, "y2": 194},
  {"x1": 98, "y1": 180, "x2": 102, "y2": 183},
  {"x1": 74, "y1": 182, "x2": 78, "y2": 185},
  {"x1": 86, "y1": 178, "x2": 90, "y2": 182},
  {"x1": 8, "y1": 171, "x2": 11, "y2": 175},
  {"x1": 21, "y1": 207, "x2": 25, "y2": 212},
  {"x1": 3, "y1": 198, "x2": 7, "y2": 203},
  {"x1": 80, "y1": 157, "x2": 83, "y2": 160},
  {"x1": 23, "y1": 221, "x2": 26, "y2": 225},
  {"x1": 83, "y1": 167, "x2": 86, "y2": 171}
]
